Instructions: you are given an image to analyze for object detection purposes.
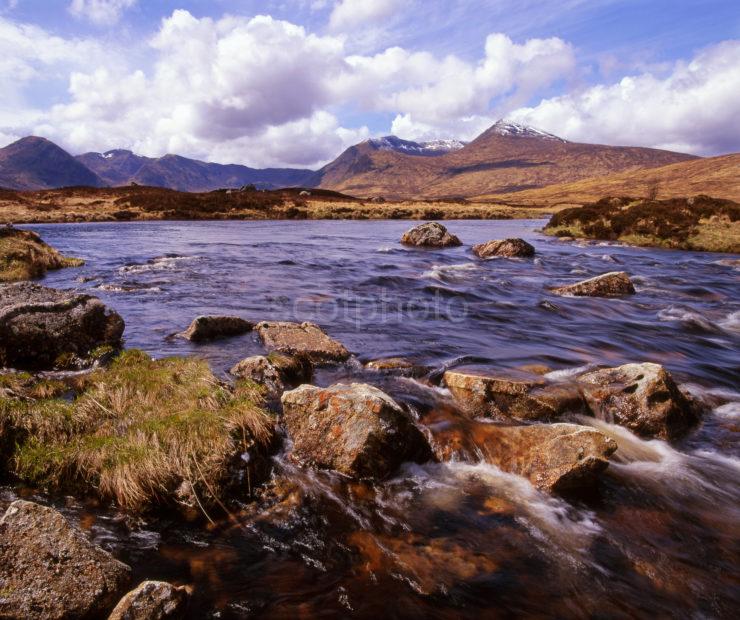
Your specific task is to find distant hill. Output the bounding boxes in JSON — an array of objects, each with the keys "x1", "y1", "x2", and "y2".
[
  {"x1": 0, "y1": 137, "x2": 104, "y2": 190},
  {"x1": 482, "y1": 154, "x2": 740, "y2": 205},
  {"x1": 314, "y1": 121, "x2": 699, "y2": 199}
]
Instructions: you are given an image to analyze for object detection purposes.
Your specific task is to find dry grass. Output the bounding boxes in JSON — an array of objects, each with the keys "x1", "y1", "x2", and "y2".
[
  {"x1": 0, "y1": 228, "x2": 83, "y2": 281},
  {"x1": 0, "y1": 350, "x2": 275, "y2": 512}
]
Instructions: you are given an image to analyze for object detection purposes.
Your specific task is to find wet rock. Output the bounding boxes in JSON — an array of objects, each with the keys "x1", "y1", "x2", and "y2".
[
  {"x1": 281, "y1": 383, "x2": 432, "y2": 479},
  {"x1": 0, "y1": 282, "x2": 125, "y2": 370},
  {"x1": 443, "y1": 369, "x2": 584, "y2": 421},
  {"x1": 364, "y1": 357, "x2": 429, "y2": 377},
  {"x1": 400, "y1": 222, "x2": 462, "y2": 248},
  {"x1": 230, "y1": 352, "x2": 311, "y2": 397},
  {"x1": 472, "y1": 238, "x2": 535, "y2": 259},
  {"x1": 550, "y1": 271, "x2": 635, "y2": 297},
  {"x1": 256, "y1": 321, "x2": 350, "y2": 364},
  {"x1": 474, "y1": 423, "x2": 618, "y2": 493},
  {"x1": 108, "y1": 580, "x2": 190, "y2": 620},
  {"x1": 0, "y1": 500, "x2": 131, "y2": 619},
  {"x1": 178, "y1": 315, "x2": 253, "y2": 342},
  {"x1": 577, "y1": 362, "x2": 699, "y2": 440}
]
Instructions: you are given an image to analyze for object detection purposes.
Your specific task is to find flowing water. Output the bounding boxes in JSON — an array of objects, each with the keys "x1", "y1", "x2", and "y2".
[{"x1": 3, "y1": 220, "x2": 739, "y2": 618}]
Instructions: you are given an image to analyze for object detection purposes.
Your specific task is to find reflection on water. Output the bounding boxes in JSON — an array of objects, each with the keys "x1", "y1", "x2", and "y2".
[{"x1": 3, "y1": 219, "x2": 738, "y2": 618}]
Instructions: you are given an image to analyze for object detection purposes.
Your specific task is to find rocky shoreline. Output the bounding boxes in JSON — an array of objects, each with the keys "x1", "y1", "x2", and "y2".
[{"x1": 0, "y1": 220, "x2": 728, "y2": 618}]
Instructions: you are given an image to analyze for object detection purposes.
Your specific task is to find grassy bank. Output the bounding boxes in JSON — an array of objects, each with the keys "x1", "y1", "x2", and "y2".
[
  {"x1": 544, "y1": 196, "x2": 740, "y2": 253},
  {"x1": 0, "y1": 227, "x2": 83, "y2": 281},
  {"x1": 0, "y1": 350, "x2": 275, "y2": 513}
]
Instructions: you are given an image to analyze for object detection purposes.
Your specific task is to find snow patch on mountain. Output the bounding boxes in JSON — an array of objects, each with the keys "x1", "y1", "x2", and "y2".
[
  {"x1": 366, "y1": 136, "x2": 467, "y2": 156},
  {"x1": 490, "y1": 120, "x2": 567, "y2": 142}
]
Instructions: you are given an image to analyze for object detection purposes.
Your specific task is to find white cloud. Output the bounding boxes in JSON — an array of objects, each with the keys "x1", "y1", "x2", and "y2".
[
  {"x1": 328, "y1": 0, "x2": 406, "y2": 31},
  {"x1": 68, "y1": 0, "x2": 136, "y2": 26},
  {"x1": 508, "y1": 40, "x2": 740, "y2": 155}
]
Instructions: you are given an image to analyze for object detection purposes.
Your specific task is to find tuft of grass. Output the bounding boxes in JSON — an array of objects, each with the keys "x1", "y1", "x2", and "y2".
[
  {"x1": 0, "y1": 228, "x2": 83, "y2": 282},
  {"x1": 1, "y1": 350, "x2": 275, "y2": 512}
]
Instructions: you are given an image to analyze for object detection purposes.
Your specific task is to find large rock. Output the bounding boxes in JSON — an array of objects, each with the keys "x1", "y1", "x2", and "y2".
[
  {"x1": 0, "y1": 500, "x2": 131, "y2": 619},
  {"x1": 473, "y1": 423, "x2": 617, "y2": 493},
  {"x1": 230, "y1": 352, "x2": 311, "y2": 397},
  {"x1": 108, "y1": 581, "x2": 190, "y2": 620},
  {"x1": 472, "y1": 238, "x2": 535, "y2": 259},
  {"x1": 400, "y1": 222, "x2": 462, "y2": 248},
  {"x1": 281, "y1": 383, "x2": 432, "y2": 479},
  {"x1": 256, "y1": 321, "x2": 349, "y2": 364},
  {"x1": 550, "y1": 271, "x2": 635, "y2": 297},
  {"x1": 577, "y1": 362, "x2": 699, "y2": 440},
  {"x1": 179, "y1": 315, "x2": 253, "y2": 342},
  {"x1": 444, "y1": 369, "x2": 584, "y2": 421},
  {"x1": 0, "y1": 282, "x2": 124, "y2": 369}
]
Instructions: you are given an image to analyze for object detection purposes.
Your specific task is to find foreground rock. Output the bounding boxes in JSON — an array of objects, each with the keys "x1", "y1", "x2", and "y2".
[
  {"x1": 476, "y1": 423, "x2": 618, "y2": 493},
  {"x1": 257, "y1": 321, "x2": 350, "y2": 363},
  {"x1": 179, "y1": 315, "x2": 253, "y2": 342},
  {"x1": 0, "y1": 226, "x2": 83, "y2": 282},
  {"x1": 281, "y1": 383, "x2": 432, "y2": 479},
  {"x1": 0, "y1": 282, "x2": 124, "y2": 369},
  {"x1": 550, "y1": 271, "x2": 635, "y2": 297},
  {"x1": 230, "y1": 352, "x2": 311, "y2": 398},
  {"x1": 472, "y1": 238, "x2": 535, "y2": 259},
  {"x1": 0, "y1": 500, "x2": 131, "y2": 619},
  {"x1": 400, "y1": 222, "x2": 462, "y2": 248},
  {"x1": 108, "y1": 581, "x2": 190, "y2": 620},
  {"x1": 578, "y1": 362, "x2": 699, "y2": 440},
  {"x1": 444, "y1": 369, "x2": 584, "y2": 421}
]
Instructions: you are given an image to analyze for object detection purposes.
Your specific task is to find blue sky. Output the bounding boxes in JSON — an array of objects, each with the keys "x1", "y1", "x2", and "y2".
[{"x1": 1, "y1": 0, "x2": 738, "y2": 167}]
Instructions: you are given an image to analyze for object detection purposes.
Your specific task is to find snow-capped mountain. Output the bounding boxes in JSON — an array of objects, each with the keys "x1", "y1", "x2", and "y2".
[
  {"x1": 366, "y1": 136, "x2": 467, "y2": 156},
  {"x1": 487, "y1": 120, "x2": 567, "y2": 142}
]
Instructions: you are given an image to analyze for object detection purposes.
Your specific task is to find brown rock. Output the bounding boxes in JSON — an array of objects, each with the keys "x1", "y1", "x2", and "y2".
[
  {"x1": 179, "y1": 315, "x2": 253, "y2": 342},
  {"x1": 364, "y1": 357, "x2": 429, "y2": 377},
  {"x1": 230, "y1": 352, "x2": 311, "y2": 397},
  {"x1": 550, "y1": 271, "x2": 635, "y2": 297},
  {"x1": 281, "y1": 383, "x2": 432, "y2": 479},
  {"x1": 472, "y1": 238, "x2": 535, "y2": 258},
  {"x1": 577, "y1": 362, "x2": 699, "y2": 440},
  {"x1": 108, "y1": 580, "x2": 190, "y2": 620},
  {"x1": 400, "y1": 222, "x2": 462, "y2": 247},
  {"x1": 256, "y1": 321, "x2": 349, "y2": 363},
  {"x1": 0, "y1": 282, "x2": 124, "y2": 370},
  {"x1": 0, "y1": 500, "x2": 131, "y2": 619},
  {"x1": 474, "y1": 423, "x2": 618, "y2": 493},
  {"x1": 443, "y1": 369, "x2": 584, "y2": 421}
]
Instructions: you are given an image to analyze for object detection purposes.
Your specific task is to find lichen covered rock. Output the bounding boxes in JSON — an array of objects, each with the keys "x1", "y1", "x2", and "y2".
[
  {"x1": 550, "y1": 271, "x2": 635, "y2": 297},
  {"x1": 179, "y1": 315, "x2": 253, "y2": 342},
  {"x1": 400, "y1": 222, "x2": 462, "y2": 248},
  {"x1": 256, "y1": 321, "x2": 350, "y2": 363},
  {"x1": 472, "y1": 238, "x2": 535, "y2": 259},
  {"x1": 108, "y1": 580, "x2": 190, "y2": 620}
]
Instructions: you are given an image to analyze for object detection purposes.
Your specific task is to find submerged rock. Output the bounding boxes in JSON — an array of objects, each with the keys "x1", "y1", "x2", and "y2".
[
  {"x1": 472, "y1": 238, "x2": 535, "y2": 259},
  {"x1": 364, "y1": 357, "x2": 429, "y2": 377},
  {"x1": 257, "y1": 321, "x2": 350, "y2": 363},
  {"x1": 578, "y1": 362, "x2": 699, "y2": 440},
  {"x1": 230, "y1": 352, "x2": 311, "y2": 397},
  {"x1": 443, "y1": 369, "x2": 584, "y2": 421},
  {"x1": 0, "y1": 500, "x2": 131, "y2": 619},
  {"x1": 109, "y1": 580, "x2": 190, "y2": 620},
  {"x1": 179, "y1": 315, "x2": 253, "y2": 342},
  {"x1": 473, "y1": 423, "x2": 617, "y2": 493},
  {"x1": 400, "y1": 222, "x2": 462, "y2": 248},
  {"x1": 281, "y1": 383, "x2": 432, "y2": 479},
  {"x1": 0, "y1": 282, "x2": 124, "y2": 369},
  {"x1": 550, "y1": 271, "x2": 635, "y2": 297},
  {"x1": 0, "y1": 227, "x2": 83, "y2": 282}
]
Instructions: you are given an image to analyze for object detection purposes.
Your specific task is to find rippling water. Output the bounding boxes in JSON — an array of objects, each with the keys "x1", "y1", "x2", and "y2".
[{"x1": 6, "y1": 220, "x2": 740, "y2": 618}]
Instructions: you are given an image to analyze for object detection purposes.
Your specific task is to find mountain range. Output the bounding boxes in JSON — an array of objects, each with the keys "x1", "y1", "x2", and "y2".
[{"x1": 0, "y1": 121, "x2": 717, "y2": 199}]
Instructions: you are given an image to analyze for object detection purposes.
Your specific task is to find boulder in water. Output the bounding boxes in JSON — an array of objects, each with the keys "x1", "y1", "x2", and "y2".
[
  {"x1": 257, "y1": 321, "x2": 350, "y2": 364},
  {"x1": 108, "y1": 580, "x2": 190, "y2": 620},
  {"x1": 400, "y1": 222, "x2": 462, "y2": 248},
  {"x1": 472, "y1": 238, "x2": 535, "y2": 259},
  {"x1": 179, "y1": 315, "x2": 253, "y2": 342},
  {"x1": 0, "y1": 500, "x2": 131, "y2": 619},
  {"x1": 281, "y1": 382, "x2": 432, "y2": 479},
  {"x1": 0, "y1": 282, "x2": 124, "y2": 369},
  {"x1": 364, "y1": 357, "x2": 429, "y2": 377},
  {"x1": 577, "y1": 362, "x2": 699, "y2": 440},
  {"x1": 230, "y1": 352, "x2": 311, "y2": 397},
  {"x1": 443, "y1": 369, "x2": 584, "y2": 421},
  {"x1": 550, "y1": 271, "x2": 635, "y2": 297}
]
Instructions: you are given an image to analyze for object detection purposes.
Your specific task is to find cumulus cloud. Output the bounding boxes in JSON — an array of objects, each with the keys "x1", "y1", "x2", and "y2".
[
  {"x1": 328, "y1": 0, "x2": 406, "y2": 31},
  {"x1": 68, "y1": 0, "x2": 137, "y2": 25},
  {"x1": 508, "y1": 40, "x2": 740, "y2": 155}
]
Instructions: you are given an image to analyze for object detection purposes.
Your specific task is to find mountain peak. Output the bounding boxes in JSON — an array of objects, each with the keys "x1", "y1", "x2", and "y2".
[
  {"x1": 365, "y1": 135, "x2": 466, "y2": 157},
  {"x1": 487, "y1": 120, "x2": 566, "y2": 142}
]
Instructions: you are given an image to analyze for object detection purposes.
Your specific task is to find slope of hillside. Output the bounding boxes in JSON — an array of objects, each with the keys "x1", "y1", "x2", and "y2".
[
  {"x1": 482, "y1": 154, "x2": 740, "y2": 205},
  {"x1": 316, "y1": 121, "x2": 698, "y2": 199},
  {"x1": 0, "y1": 137, "x2": 104, "y2": 190}
]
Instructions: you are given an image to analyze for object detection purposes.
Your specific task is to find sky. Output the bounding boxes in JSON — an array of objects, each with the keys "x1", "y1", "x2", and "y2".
[{"x1": 1, "y1": 0, "x2": 738, "y2": 168}]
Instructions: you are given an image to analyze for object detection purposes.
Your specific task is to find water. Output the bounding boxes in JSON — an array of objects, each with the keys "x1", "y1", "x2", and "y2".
[{"x1": 4, "y1": 219, "x2": 740, "y2": 618}]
